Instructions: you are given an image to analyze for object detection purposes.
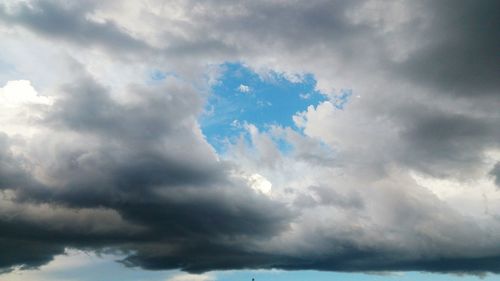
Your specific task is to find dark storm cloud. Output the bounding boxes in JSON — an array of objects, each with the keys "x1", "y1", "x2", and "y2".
[
  {"x1": 2, "y1": 0, "x2": 498, "y2": 99},
  {"x1": 124, "y1": 238, "x2": 500, "y2": 274},
  {"x1": 398, "y1": 107, "x2": 500, "y2": 178},
  {"x1": 395, "y1": 0, "x2": 500, "y2": 96},
  {"x1": 200, "y1": 0, "x2": 364, "y2": 48},
  {"x1": 121, "y1": 241, "x2": 292, "y2": 273},
  {"x1": 0, "y1": 238, "x2": 64, "y2": 272},
  {"x1": 9, "y1": 67, "x2": 291, "y2": 217},
  {"x1": 0, "y1": 134, "x2": 46, "y2": 195},
  {"x1": 0, "y1": 134, "x2": 30, "y2": 189},
  {"x1": 24, "y1": 73, "x2": 228, "y2": 207},
  {"x1": 0, "y1": 139, "x2": 67, "y2": 271},
  {"x1": 181, "y1": 0, "x2": 499, "y2": 98},
  {"x1": 0, "y1": 66, "x2": 292, "y2": 273},
  {"x1": 124, "y1": 231, "x2": 500, "y2": 274},
  {"x1": 0, "y1": 1, "x2": 150, "y2": 53},
  {"x1": 263, "y1": 253, "x2": 500, "y2": 275},
  {"x1": 490, "y1": 163, "x2": 500, "y2": 188}
]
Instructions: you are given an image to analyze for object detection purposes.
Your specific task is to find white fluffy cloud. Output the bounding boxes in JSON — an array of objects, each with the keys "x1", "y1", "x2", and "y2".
[{"x1": 237, "y1": 84, "x2": 250, "y2": 93}]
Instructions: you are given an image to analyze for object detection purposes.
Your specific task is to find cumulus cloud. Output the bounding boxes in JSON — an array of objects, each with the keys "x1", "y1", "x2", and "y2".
[
  {"x1": 237, "y1": 84, "x2": 250, "y2": 93},
  {"x1": 0, "y1": 0, "x2": 499, "y2": 276}
]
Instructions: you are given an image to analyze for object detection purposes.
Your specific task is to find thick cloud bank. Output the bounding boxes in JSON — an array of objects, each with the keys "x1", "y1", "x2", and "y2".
[{"x1": 0, "y1": 0, "x2": 499, "y2": 275}]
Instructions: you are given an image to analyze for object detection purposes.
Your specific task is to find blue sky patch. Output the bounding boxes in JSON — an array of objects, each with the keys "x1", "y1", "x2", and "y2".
[
  {"x1": 149, "y1": 69, "x2": 180, "y2": 82},
  {"x1": 332, "y1": 88, "x2": 353, "y2": 109},
  {"x1": 200, "y1": 62, "x2": 326, "y2": 152}
]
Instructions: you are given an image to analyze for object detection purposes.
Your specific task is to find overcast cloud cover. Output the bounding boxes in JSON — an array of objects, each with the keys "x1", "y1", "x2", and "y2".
[{"x1": 0, "y1": 0, "x2": 499, "y2": 278}]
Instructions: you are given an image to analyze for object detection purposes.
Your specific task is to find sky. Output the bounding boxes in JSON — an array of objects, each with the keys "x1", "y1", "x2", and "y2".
[{"x1": 0, "y1": 0, "x2": 499, "y2": 280}]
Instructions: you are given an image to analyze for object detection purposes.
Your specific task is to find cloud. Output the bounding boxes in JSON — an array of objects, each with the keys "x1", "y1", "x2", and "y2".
[
  {"x1": 237, "y1": 84, "x2": 250, "y2": 93},
  {"x1": 490, "y1": 163, "x2": 500, "y2": 188},
  {"x1": 0, "y1": 65, "x2": 291, "y2": 272},
  {"x1": 0, "y1": 1, "x2": 151, "y2": 55},
  {"x1": 167, "y1": 273, "x2": 215, "y2": 281},
  {"x1": 0, "y1": 0, "x2": 499, "y2": 276},
  {"x1": 0, "y1": 80, "x2": 52, "y2": 105},
  {"x1": 393, "y1": 0, "x2": 500, "y2": 96}
]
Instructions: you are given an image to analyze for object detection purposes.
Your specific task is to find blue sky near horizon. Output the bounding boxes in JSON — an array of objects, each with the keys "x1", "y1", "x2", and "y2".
[
  {"x1": 216, "y1": 270, "x2": 497, "y2": 281},
  {"x1": 200, "y1": 63, "x2": 326, "y2": 152},
  {"x1": 4, "y1": 251, "x2": 495, "y2": 281}
]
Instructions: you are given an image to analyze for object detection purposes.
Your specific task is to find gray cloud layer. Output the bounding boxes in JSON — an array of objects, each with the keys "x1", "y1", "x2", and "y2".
[{"x1": 0, "y1": 0, "x2": 499, "y2": 276}]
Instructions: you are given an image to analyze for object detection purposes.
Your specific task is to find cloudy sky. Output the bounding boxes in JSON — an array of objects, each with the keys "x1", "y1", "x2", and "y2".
[{"x1": 0, "y1": 0, "x2": 499, "y2": 280}]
